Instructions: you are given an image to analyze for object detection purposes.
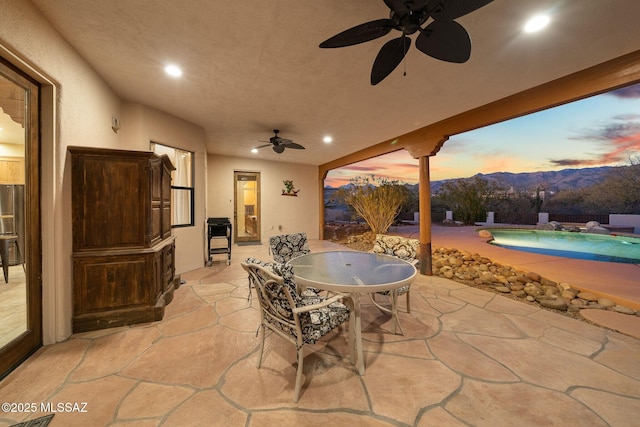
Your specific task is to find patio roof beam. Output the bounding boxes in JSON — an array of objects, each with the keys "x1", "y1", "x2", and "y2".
[
  {"x1": 318, "y1": 49, "x2": 640, "y2": 267},
  {"x1": 320, "y1": 49, "x2": 640, "y2": 177}
]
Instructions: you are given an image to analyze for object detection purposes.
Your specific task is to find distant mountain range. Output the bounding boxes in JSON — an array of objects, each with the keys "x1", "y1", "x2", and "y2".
[
  {"x1": 429, "y1": 166, "x2": 615, "y2": 193},
  {"x1": 326, "y1": 166, "x2": 617, "y2": 194}
]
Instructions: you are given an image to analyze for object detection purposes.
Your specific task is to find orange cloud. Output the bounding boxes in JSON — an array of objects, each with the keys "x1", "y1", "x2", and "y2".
[{"x1": 553, "y1": 121, "x2": 640, "y2": 167}]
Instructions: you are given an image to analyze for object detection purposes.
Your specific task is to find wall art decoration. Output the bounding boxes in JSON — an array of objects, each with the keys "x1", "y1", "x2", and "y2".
[{"x1": 282, "y1": 180, "x2": 299, "y2": 196}]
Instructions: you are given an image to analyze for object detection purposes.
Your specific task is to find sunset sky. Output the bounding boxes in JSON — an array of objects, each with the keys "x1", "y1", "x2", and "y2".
[{"x1": 325, "y1": 82, "x2": 640, "y2": 188}]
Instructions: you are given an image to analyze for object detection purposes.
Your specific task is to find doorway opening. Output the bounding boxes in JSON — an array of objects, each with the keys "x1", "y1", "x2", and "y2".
[{"x1": 234, "y1": 171, "x2": 260, "y2": 243}]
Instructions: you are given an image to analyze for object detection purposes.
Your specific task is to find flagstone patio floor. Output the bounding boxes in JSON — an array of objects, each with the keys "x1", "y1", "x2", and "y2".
[{"x1": 1, "y1": 231, "x2": 639, "y2": 426}]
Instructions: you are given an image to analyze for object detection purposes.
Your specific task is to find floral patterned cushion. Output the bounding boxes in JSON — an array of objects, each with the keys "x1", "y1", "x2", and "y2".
[
  {"x1": 372, "y1": 235, "x2": 418, "y2": 296},
  {"x1": 372, "y1": 234, "x2": 419, "y2": 263},
  {"x1": 298, "y1": 294, "x2": 350, "y2": 344},
  {"x1": 269, "y1": 232, "x2": 311, "y2": 263},
  {"x1": 244, "y1": 258, "x2": 349, "y2": 345},
  {"x1": 245, "y1": 257, "x2": 300, "y2": 302}
]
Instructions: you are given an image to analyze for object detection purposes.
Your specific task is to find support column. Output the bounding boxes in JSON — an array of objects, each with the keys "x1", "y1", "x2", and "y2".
[
  {"x1": 418, "y1": 156, "x2": 433, "y2": 275},
  {"x1": 318, "y1": 167, "x2": 332, "y2": 241},
  {"x1": 318, "y1": 176, "x2": 325, "y2": 240}
]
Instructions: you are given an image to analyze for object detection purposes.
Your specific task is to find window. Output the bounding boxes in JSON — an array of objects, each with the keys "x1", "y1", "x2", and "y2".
[{"x1": 151, "y1": 142, "x2": 194, "y2": 227}]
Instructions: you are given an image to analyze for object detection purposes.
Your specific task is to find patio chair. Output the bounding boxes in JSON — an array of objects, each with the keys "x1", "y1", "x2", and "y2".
[
  {"x1": 241, "y1": 258, "x2": 351, "y2": 402},
  {"x1": 370, "y1": 234, "x2": 419, "y2": 332},
  {"x1": 268, "y1": 232, "x2": 310, "y2": 263},
  {"x1": 268, "y1": 232, "x2": 322, "y2": 295}
]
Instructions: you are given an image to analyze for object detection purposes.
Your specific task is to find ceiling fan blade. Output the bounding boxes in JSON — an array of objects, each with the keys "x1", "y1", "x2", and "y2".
[
  {"x1": 319, "y1": 19, "x2": 394, "y2": 48},
  {"x1": 272, "y1": 145, "x2": 285, "y2": 154},
  {"x1": 275, "y1": 137, "x2": 294, "y2": 145},
  {"x1": 430, "y1": 0, "x2": 494, "y2": 21},
  {"x1": 384, "y1": 0, "x2": 429, "y2": 14},
  {"x1": 255, "y1": 144, "x2": 272, "y2": 149},
  {"x1": 415, "y1": 20, "x2": 470, "y2": 63},
  {"x1": 282, "y1": 142, "x2": 305, "y2": 149},
  {"x1": 371, "y1": 36, "x2": 411, "y2": 85}
]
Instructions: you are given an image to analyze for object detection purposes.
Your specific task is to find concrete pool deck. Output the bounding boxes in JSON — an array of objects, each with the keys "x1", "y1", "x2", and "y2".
[{"x1": 388, "y1": 224, "x2": 640, "y2": 338}]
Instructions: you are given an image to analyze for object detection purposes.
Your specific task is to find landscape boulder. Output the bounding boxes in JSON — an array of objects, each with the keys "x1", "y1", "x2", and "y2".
[
  {"x1": 429, "y1": 246, "x2": 637, "y2": 321},
  {"x1": 478, "y1": 229, "x2": 493, "y2": 238},
  {"x1": 584, "y1": 220, "x2": 611, "y2": 235}
]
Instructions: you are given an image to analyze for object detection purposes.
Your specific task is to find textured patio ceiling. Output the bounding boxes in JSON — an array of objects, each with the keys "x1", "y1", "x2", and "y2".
[{"x1": 30, "y1": 0, "x2": 640, "y2": 165}]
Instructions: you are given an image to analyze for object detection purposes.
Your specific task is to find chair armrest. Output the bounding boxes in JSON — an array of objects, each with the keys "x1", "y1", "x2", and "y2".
[{"x1": 292, "y1": 293, "x2": 347, "y2": 314}]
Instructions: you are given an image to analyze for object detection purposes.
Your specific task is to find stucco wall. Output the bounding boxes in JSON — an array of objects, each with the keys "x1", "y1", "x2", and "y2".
[
  {"x1": 1, "y1": 1, "x2": 317, "y2": 346},
  {"x1": 609, "y1": 214, "x2": 640, "y2": 234},
  {"x1": 1, "y1": 0, "x2": 122, "y2": 344},
  {"x1": 207, "y1": 154, "x2": 319, "y2": 245},
  {"x1": 0, "y1": 1, "x2": 208, "y2": 343},
  {"x1": 120, "y1": 103, "x2": 207, "y2": 274}
]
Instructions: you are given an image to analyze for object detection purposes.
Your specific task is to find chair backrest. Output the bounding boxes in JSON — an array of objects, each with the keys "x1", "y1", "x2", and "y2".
[
  {"x1": 268, "y1": 232, "x2": 311, "y2": 263},
  {"x1": 372, "y1": 234, "x2": 419, "y2": 262},
  {"x1": 242, "y1": 258, "x2": 303, "y2": 340}
]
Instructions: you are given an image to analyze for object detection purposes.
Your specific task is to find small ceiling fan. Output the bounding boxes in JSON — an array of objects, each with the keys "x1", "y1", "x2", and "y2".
[
  {"x1": 319, "y1": 0, "x2": 494, "y2": 85},
  {"x1": 255, "y1": 130, "x2": 305, "y2": 154}
]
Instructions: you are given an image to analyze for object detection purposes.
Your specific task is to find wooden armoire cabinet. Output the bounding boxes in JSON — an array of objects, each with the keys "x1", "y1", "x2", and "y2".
[{"x1": 69, "y1": 146, "x2": 181, "y2": 332}]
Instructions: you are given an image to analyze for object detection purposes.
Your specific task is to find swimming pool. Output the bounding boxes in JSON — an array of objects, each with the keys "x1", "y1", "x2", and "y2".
[{"x1": 483, "y1": 228, "x2": 640, "y2": 264}]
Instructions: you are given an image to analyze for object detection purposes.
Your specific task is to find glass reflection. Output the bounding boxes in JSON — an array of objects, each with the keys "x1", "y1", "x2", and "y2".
[{"x1": 0, "y1": 74, "x2": 27, "y2": 348}]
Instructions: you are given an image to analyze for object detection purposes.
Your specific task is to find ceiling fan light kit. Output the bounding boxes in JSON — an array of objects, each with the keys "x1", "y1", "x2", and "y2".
[
  {"x1": 319, "y1": 0, "x2": 493, "y2": 85},
  {"x1": 254, "y1": 130, "x2": 306, "y2": 154}
]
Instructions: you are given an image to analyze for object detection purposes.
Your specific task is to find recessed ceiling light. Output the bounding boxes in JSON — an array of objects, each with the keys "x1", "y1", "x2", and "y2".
[
  {"x1": 251, "y1": 148, "x2": 258, "y2": 154},
  {"x1": 524, "y1": 14, "x2": 550, "y2": 33},
  {"x1": 164, "y1": 64, "x2": 183, "y2": 77},
  {"x1": 323, "y1": 136, "x2": 333, "y2": 143}
]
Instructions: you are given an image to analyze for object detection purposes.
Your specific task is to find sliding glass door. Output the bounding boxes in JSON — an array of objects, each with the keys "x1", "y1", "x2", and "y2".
[{"x1": 0, "y1": 58, "x2": 42, "y2": 379}]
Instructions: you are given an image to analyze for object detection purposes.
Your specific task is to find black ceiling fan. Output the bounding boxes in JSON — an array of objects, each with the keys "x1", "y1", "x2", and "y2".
[
  {"x1": 319, "y1": 0, "x2": 494, "y2": 85},
  {"x1": 255, "y1": 130, "x2": 305, "y2": 154}
]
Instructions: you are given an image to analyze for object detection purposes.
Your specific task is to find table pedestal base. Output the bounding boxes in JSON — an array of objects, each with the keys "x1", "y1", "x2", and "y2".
[
  {"x1": 369, "y1": 291, "x2": 404, "y2": 335},
  {"x1": 346, "y1": 291, "x2": 404, "y2": 376},
  {"x1": 345, "y1": 294, "x2": 365, "y2": 376}
]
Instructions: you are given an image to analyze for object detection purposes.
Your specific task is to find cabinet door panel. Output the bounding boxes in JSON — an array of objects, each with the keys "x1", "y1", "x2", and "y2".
[
  {"x1": 149, "y1": 159, "x2": 162, "y2": 243},
  {"x1": 163, "y1": 242, "x2": 175, "y2": 292},
  {"x1": 0, "y1": 159, "x2": 25, "y2": 184},
  {"x1": 74, "y1": 157, "x2": 146, "y2": 249},
  {"x1": 74, "y1": 256, "x2": 151, "y2": 314},
  {"x1": 161, "y1": 164, "x2": 172, "y2": 237}
]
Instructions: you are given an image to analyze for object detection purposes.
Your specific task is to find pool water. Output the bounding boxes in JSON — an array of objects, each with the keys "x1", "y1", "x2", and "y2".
[{"x1": 484, "y1": 228, "x2": 640, "y2": 264}]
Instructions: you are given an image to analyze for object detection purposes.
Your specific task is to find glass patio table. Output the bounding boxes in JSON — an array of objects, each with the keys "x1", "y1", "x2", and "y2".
[{"x1": 288, "y1": 250, "x2": 417, "y2": 375}]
